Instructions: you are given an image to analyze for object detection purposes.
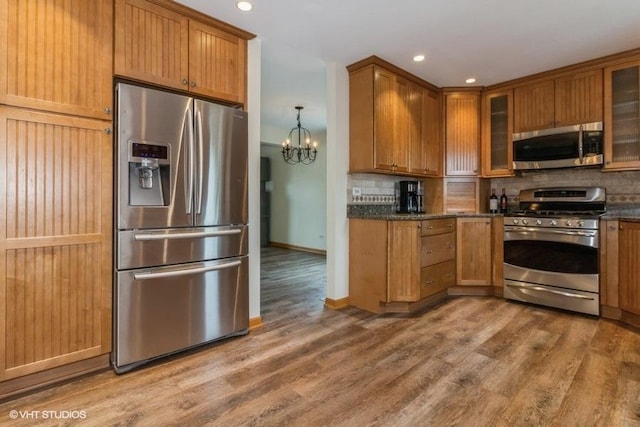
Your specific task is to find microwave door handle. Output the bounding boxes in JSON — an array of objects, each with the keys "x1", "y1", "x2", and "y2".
[
  {"x1": 185, "y1": 106, "x2": 194, "y2": 214},
  {"x1": 578, "y1": 123, "x2": 584, "y2": 164}
]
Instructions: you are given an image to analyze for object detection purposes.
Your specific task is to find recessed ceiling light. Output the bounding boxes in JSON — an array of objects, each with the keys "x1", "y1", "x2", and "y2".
[
  {"x1": 413, "y1": 55, "x2": 426, "y2": 62},
  {"x1": 236, "y1": 1, "x2": 253, "y2": 12},
  {"x1": 465, "y1": 78, "x2": 477, "y2": 84}
]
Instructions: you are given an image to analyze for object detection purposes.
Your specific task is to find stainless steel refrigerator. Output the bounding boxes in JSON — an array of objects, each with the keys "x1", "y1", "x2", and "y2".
[{"x1": 113, "y1": 82, "x2": 249, "y2": 373}]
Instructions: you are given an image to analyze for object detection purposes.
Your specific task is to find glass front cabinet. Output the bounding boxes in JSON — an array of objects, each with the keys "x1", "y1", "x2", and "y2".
[
  {"x1": 482, "y1": 89, "x2": 513, "y2": 177},
  {"x1": 604, "y1": 60, "x2": 640, "y2": 170}
]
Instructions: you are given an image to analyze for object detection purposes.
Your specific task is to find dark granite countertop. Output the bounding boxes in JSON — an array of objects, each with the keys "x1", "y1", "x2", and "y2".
[
  {"x1": 347, "y1": 204, "x2": 501, "y2": 220},
  {"x1": 601, "y1": 206, "x2": 640, "y2": 221}
]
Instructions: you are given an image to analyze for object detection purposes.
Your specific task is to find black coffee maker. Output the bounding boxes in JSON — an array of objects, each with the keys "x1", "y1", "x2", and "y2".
[{"x1": 396, "y1": 180, "x2": 424, "y2": 213}]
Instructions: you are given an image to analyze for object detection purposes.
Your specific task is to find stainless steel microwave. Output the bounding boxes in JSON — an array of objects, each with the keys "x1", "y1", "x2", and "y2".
[{"x1": 512, "y1": 121, "x2": 604, "y2": 170}]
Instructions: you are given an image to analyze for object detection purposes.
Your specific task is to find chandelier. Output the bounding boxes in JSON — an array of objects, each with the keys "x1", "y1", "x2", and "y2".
[{"x1": 281, "y1": 106, "x2": 318, "y2": 165}]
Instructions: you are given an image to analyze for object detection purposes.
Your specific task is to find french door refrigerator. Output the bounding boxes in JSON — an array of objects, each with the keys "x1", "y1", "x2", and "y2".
[{"x1": 113, "y1": 82, "x2": 249, "y2": 373}]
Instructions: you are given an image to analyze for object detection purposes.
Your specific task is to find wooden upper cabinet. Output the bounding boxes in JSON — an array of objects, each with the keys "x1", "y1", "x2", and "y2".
[
  {"x1": 444, "y1": 91, "x2": 481, "y2": 176},
  {"x1": 482, "y1": 89, "x2": 513, "y2": 177},
  {"x1": 115, "y1": 0, "x2": 248, "y2": 105},
  {"x1": 513, "y1": 80, "x2": 555, "y2": 132},
  {"x1": 603, "y1": 59, "x2": 640, "y2": 170},
  {"x1": 412, "y1": 89, "x2": 442, "y2": 177},
  {"x1": 373, "y1": 68, "x2": 402, "y2": 172},
  {"x1": 554, "y1": 70, "x2": 603, "y2": 127},
  {"x1": 514, "y1": 70, "x2": 603, "y2": 132},
  {"x1": 115, "y1": 0, "x2": 189, "y2": 92},
  {"x1": 188, "y1": 20, "x2": 246, "y2": 103},
  {"x1": 0, "y1": 0, "x2": 113, "y2": 120},
  {"x1": 349, "y1": 65, "x2": 412, "y2": 174}
]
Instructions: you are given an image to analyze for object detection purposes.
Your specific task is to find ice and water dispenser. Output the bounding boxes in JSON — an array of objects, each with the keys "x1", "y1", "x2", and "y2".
[{"x1": 127, "y1": 141, "x2": 171, "y2": 206}]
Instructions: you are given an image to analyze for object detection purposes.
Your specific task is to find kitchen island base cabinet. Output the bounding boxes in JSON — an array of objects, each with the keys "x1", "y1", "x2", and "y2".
[{"x1": 349, "y1": 218, "x2": 455, "y2": 314}]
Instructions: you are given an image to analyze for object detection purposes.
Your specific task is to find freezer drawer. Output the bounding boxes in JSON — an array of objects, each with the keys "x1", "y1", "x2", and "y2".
[
  {"x1": 113, "y1": 256, "x2": 249, "y2": 372},
  {"x1": 117, "y1": 225, "x2": 248, "y2": 270}
]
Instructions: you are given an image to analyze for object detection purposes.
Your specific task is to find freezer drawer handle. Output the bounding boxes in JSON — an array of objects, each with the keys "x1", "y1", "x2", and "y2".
[
  {"x1": 133, "y1": 229, "x2": 242, "y2": 241},
  {"x1": 133, "y1": 260, "x2": 242, "y2": 280},
  {"x1": 506, "y1": 282, "x2": 594, "y2": 300}
]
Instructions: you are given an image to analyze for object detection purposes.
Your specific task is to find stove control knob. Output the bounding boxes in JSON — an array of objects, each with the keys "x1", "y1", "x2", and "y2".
[
  {"x1": 566, "y1": 220, "x2": 573, "y2": 227},
  {"x1": 550, "y1": 220, "x2": 558, "y2": 226},
  {"x1": 512, "y1": 219, "x2": 519, "y2": 225},
  {"x1": 522, "y1": 219, "x2": 529, "y2": 225},
  {"x1": 578, "y1": 221, "x2": 585, "y2": 227},
  {"x1": 536, "y1": 219, "x2": 543, "y2": 225}
]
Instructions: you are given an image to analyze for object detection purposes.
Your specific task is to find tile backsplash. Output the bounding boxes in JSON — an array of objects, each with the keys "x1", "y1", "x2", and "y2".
[{"x1": 348, "y1": 168, "x2": 640, "y2": 208}]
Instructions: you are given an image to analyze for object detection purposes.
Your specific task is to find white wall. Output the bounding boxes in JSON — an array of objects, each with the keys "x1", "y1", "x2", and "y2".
[{"x1": 260, "y1": 133, "x2": 327, "y2": 251}]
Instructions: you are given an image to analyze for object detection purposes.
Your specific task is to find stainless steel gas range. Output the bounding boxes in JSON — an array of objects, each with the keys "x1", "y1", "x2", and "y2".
[{"x1": 503, "y1": 187, "x2": 605, "y2": 316}]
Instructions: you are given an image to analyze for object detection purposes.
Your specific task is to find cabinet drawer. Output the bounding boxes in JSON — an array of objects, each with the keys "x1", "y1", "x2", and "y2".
[
  {"x1": 421, "y1": 260, "x2": 456, "y2": 298},
  {"x1": 421, "y1": 233, "x2": 455, "y2": 266},
  {"x1": 421, "y1": 218, "x2": 456, "y2": 236}
]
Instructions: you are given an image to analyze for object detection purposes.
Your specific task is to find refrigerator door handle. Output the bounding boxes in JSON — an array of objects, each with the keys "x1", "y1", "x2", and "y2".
[
  {"x1": 133, "y1": 229, "x2": 242, "y2": 241},
  {"x1": 185, "y1": 106, "x2": 195, "y2": 215},
  {"x1": 195, "y1": 109, "x2": 204, "y2": 215},
  {"x1": 133, "y1": 260, "x2": 242, "y2": 280}
]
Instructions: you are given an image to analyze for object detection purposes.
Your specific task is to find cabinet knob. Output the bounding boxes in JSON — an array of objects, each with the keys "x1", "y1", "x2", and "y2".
[
  {"x1": 608, "y1": 225, "x2": 616, "y2": 231},
  {"x1": 620, "y1": 224, "x2": 625, "y2": 230},
  {"x1": 182, "y1": 78, "x2": 189, "y2": 85},
  {"x1": 104, "y1": 107, "x2": 111, "y2": 115},
  {"x1": 426, "y1": 249, "x2": 433, "y2": 254},
  {"x1": 104, "y1": 128, "x2": 112, "y2": 135},
  {"x1": 190, "y1": 81, "x2": 197, "y2": 87}
]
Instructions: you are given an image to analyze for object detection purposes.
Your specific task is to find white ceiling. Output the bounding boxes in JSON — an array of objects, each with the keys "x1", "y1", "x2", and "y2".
[{"x1": 177, "y1": 0, "x2": 640, "y2": 137}]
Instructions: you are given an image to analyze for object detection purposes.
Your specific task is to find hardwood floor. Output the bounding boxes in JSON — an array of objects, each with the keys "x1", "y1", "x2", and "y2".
[{"x1": 1, "y1": 247, "x2": 640, "y2": 426}]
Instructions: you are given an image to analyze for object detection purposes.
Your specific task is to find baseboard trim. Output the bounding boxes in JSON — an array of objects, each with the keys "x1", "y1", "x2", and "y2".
[
  {"x1": 0, "y1": 354, "x2": 110, "y2": 402},
  {"x1": 269, "y1": 241, "x2": 326, "y2": 256},
  {"x1": 249, "y1": 316, "x2": 263, "y2": 330},
  {"x1": 325, "y1": 297, "x2": 349, "y2": 310},
  {"x1": 447, "y1": 286, "x2": 495, "y2": 296}
]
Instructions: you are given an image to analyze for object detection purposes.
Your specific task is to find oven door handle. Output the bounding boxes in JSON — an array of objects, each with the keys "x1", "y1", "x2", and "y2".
[
  {"x1": 505, "y1": 227, "x2": 597, "y2": 238},
  {"x1": 506, "y1": 282, "x2": 594, "y2": 300},
  {"x1": 133, "y1": 260, "x2": 242, "y2": 280},
  {"x1": 578, "y1": 123, "x2": 584, "y2": 164}
]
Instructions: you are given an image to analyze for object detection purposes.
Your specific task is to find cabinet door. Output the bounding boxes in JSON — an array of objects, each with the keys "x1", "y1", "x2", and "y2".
[
  {"x1": 387, "y1": 221, "x2": 421, "y2": 302},
  {"x1": 406, "y1": 83, "x2": 426, "y2": 176},
  {"x1": 421, "y1": 89, "x2": 442, "y2": 176},
  {"x1": 373, "y1": 68, "x2": 397, "y2": 172},
  {"x1": 445, "y1": 92, "x2": 480, "y2": 176},
  {"x1": 514, "y1": 79, "x2": 555, "y2": 132},
  {"x1": 114, "y1": 0, "x2": 189, "y2": 91},
  {"x1": 0, "y1": 0, "x2": 113, "y2": 120},
  {"x1": 456, "y1": 218, "x2": 492, "y2": 286},
  {"x1": 604, "y1": 60, "x2": 640, "y2": 170},
  {"x1": 189, "y1": 20, "x2": 246, "y2": 105},
  {"x1": 619, "y1": 221, "x2": 640, "y2": 315},
  {"x1": 600, "y1": 220, "x2": 619, "y2": 308},
  {"x1": 0, "y1": 107, "x2": 112, "y2": 380},
  {"x1": 481, "y1": 90, "x2": 513, "y2": 177},
  {"x1": 554, "y1": 70, "x2": 603, "y2": 127}
]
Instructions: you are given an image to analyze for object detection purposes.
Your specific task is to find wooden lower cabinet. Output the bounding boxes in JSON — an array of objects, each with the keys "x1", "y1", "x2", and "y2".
[
  {"x1": 0, "y1": 107, "x2": 112, "y2": 387},
  {"x1": 456, "y1": 217, "x2": 492, "y2": 286},
  {"x1": 618, "y1": 221, "x2": 640, "y2": 316},
  {"x1": 349, "y1": 218, "x2": 455, "y2": 313}
]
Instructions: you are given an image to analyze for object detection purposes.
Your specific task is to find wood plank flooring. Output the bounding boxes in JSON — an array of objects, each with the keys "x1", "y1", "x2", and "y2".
[{"x1": 1, "y1": 246, "x2": 640, "y2": 425}]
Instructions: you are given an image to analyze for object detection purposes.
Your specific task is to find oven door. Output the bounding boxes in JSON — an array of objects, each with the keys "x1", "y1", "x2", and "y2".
[{"x1": 503, "y1": 225, "x2": 599, "y2": 293}]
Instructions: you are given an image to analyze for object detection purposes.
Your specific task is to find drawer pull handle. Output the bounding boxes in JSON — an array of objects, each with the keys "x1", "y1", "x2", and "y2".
[
  {"x1": 424, "y1": 280, "x2": 433, "y2": 285},
  {"x1": 443, "y1": 273, "x2": 453, "y2": 278},
  {"x1": 426, "y1": 250, "x2": 433, "y2": 254}
]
